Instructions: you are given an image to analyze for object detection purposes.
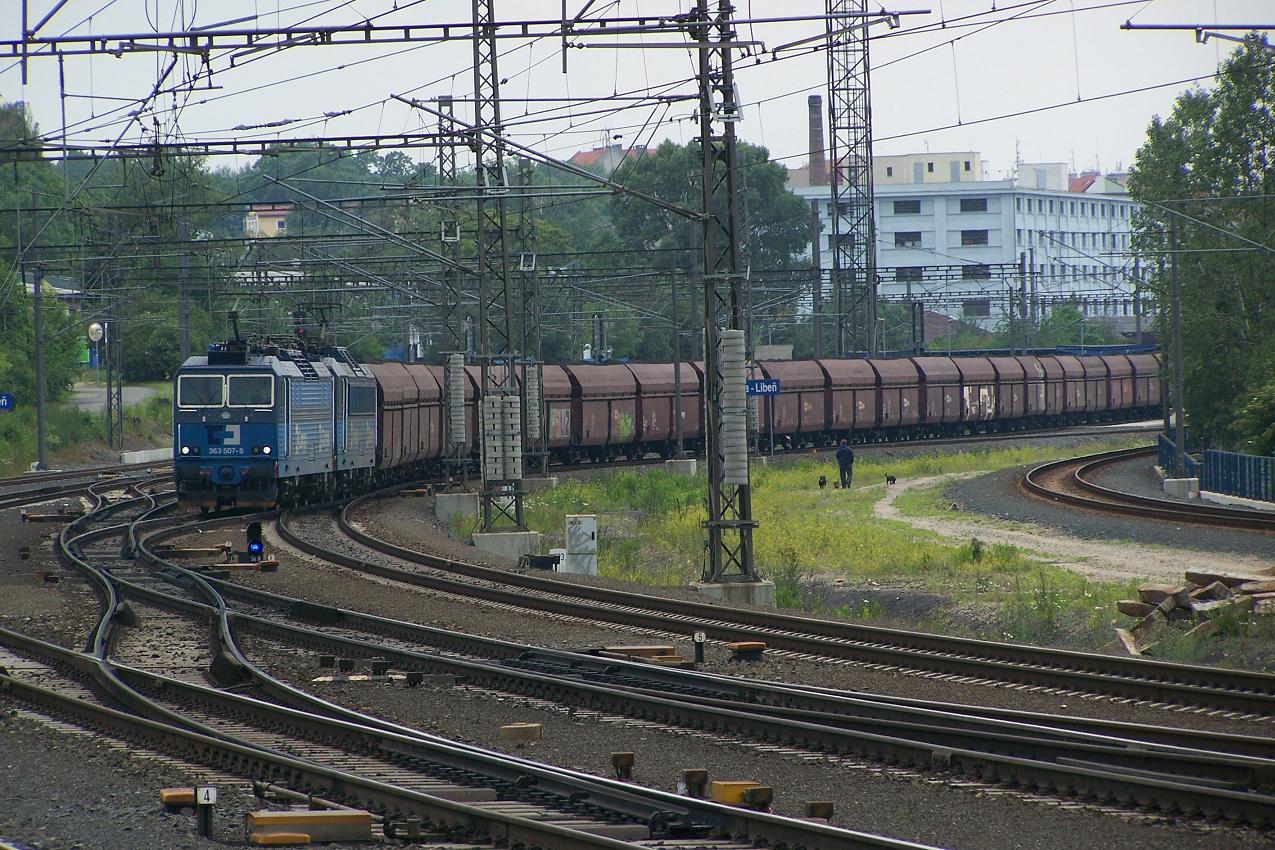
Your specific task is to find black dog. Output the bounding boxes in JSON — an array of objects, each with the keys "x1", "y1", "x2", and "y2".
[{"x1": 885, "y1": 473, "x2": 897, "y2": 485}]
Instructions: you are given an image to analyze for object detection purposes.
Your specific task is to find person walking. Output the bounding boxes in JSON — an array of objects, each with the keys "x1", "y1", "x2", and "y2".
[{"x1": 835, "y1": 439, "x2": 855, "y2": 490}]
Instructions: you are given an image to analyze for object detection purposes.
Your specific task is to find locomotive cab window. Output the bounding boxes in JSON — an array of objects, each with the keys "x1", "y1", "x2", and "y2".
[
  {"x1": 177, "y1": 375, "x2": 224, "y2": 408},
  {"x1": 228, "y1": 375, "x2": 275, "y2": 408},
  {"x1": 348, "y1": 385, "x2": 377, "y2": 416}
]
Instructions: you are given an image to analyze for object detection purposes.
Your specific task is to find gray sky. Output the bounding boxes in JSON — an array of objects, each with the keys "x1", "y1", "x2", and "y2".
[{"x1": 1, "y1": 1, "x2": 1267, "y2": 181}]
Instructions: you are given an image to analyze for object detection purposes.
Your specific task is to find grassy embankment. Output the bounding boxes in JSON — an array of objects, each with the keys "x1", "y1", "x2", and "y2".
[
  {"x1": 483, "y1": 436, "x2": 1273, "y2": 667},
  {"x1": 0, "y1": 383, "x2": 172, "y2": 476}
]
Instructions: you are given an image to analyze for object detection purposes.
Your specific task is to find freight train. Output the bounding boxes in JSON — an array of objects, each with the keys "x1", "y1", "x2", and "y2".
[{"x1": 172, "y1": 336, "x2": 1161, "y2": 511}]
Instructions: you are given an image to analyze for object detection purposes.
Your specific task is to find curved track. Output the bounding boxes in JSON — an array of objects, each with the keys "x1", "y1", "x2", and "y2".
[
  {"x1": 297, "y1": 492, "x2": 1275, "y2": 717},
  {"x1": 1023, "y1": 447, "x2": 1275, "y2": 532},
  {"x1": 1, "y1": 487, "x2": 930, "y2": 850}
]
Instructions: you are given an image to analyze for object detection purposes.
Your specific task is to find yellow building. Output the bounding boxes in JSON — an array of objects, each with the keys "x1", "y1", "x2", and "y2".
[{"x1": 244, "y1": 202, "x2": 293, "y2": 237}]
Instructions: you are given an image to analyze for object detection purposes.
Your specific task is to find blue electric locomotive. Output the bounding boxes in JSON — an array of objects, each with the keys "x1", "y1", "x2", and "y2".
[{"x1": 173, "y1": 331, "x2": 376, "y2": 511}]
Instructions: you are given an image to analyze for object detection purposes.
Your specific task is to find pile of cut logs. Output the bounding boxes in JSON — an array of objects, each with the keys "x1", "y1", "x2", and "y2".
[{"x1": 1110, "y1": 570, "x2": 1275, "y2": 656}]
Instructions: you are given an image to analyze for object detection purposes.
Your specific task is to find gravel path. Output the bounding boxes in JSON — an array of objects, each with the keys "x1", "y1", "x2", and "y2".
[
  {"x1": 245, "y1": 636, "x2": 1272, "y2": 850},
  {"x1": 876, "y1": 473, "x2": 1272, "y2": 583}
]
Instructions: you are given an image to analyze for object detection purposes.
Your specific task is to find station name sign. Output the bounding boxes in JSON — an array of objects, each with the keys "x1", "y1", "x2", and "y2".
[{"x1": 745, "y1": 379, "x2": 780, "y2": 396}]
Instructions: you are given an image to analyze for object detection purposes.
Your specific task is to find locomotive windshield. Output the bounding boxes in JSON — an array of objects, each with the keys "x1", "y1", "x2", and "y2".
[
  {"x1": 228, "y1": 375, "x2": 274, "y2": 408},
  {"x1": 177, "y1": 375, "x2": 224, "y2": 408}
]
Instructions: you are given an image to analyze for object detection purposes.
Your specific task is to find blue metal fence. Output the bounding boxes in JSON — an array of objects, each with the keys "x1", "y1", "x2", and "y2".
[
  {"x1": 1158, "y1": 433, "x2": 1274, "y2": 503},
  {"x1": 1202, "y1": 450, "x2": 1275, "y2": 503},
  {"x1": 1157, "y1": 433, "x2": 1201, "y2": 479}
]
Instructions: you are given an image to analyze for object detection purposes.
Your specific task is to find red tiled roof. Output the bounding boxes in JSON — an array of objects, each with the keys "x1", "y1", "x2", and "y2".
[{"x1": 1068, "y1": 174, "x2": 1097, "y2": 193}]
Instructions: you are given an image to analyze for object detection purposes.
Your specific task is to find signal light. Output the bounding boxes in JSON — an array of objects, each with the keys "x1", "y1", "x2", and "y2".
[{"x1": 246, "y1": 521, "x2": 264, "y2": 562}]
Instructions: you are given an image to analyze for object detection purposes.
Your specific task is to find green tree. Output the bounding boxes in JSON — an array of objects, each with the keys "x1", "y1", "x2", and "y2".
[{"x1": 1128, "y1": 35, "x2": 1275, "y2": 452}]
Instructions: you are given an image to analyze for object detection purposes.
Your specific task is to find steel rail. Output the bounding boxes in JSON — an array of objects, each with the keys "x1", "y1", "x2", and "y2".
[
  {"x1": 36, "y1": 506, "x2": 939, "y2": 850},
  {"x1": 0, "y1": 675, "x2": 686, "y2": 850},
  {"x1": 130, "y1": 517, "x2": 1275, "y2": 763},
  {"x1": 32, "y1": 489, "x2": 1275, "y2": 829},
  {"x1": 112, "y1": 519, "x2": 1275, "y2": 826},
  {"x1": 317, "y1": 498, "x2": 1275, "y2": 715},
  {"x1": 1023, "y1": 446, "x2": 1275, "y2": 531}
]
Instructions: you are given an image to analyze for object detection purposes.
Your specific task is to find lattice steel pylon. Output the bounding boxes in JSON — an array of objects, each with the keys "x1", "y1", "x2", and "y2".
[
  {"x1": 826, "y1": 0, "x2": 878, "y2": 356},
  {"x1": 437, "y1": 94, "x2": 464, "y2": 354},
  {"x1": 471, "y1": 0, "x2": 524, "y2": 531},
  {"x1": 694, "y1": 0, "x2": 758, "y2": 584},
  {"x1": 515, "y1": 157, "x2": 547, "y2": 476},
  {"x1": 436, "y1": 94, "x2": 469, "y2": 485}
]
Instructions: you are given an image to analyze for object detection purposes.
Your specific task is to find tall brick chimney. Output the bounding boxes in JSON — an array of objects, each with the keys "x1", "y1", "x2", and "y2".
[{"x1": 808, "y1": 94, "x2": 827, "y2": 186}]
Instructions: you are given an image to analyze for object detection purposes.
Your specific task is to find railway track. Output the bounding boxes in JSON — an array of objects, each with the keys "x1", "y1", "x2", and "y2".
[
  {"x1": 2, "y1": 482, "x2": 937, "y2": 850},
  {"x1": 108, "y1": 510, "x2": 1275, "y2": 827},
  {"x1": 1022, "y1": 446, "x2": 1275, "y2": 532},
  {"x1": 279, "y1": 492, "x2": 1275, "y2": 717}
]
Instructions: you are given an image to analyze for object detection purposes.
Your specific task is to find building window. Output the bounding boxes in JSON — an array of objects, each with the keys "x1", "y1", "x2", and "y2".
[
  {"x1": 959, "y1": 197, "x2": 988, "y2": 213},
  {"x1": 962, "y1": 298, "x2": 991, "y2": 318},
  {"x1": 893, "y1": 199, "x2": 921, "y2": 215},
  {"x1": 962, "y1": 264, "x2": 991, "y2": 280},
  {"x1": 1016, "y1": 197, "x2": 1022, "y2": 211},
  {"x1": 1101, "y1": 203, "x2": 1108, "y2": 216},
  {"x1": 960, "y1": 229, "x2": 989, "y2": 246},
  {"x1": 1070, "y1": 201, "x2": 1076, "y2": 215},
  {"x1": 1016, "y1": 229, "x2": 1022, "y2": 244},
  {"x1": 927, "y1": 161, "x2": 934, "y2": 173},
  {"x1": 1090, "y1": 202, "x2": 1096, "y2": 216},
  {"x1": 886, "y1": 166, "x2": 894, "y2": 177},
  {"x1": 896, "y1": 266, "x2": 923, "y2": 282},
  {"x1": 832, "y1": 232, "x2": 855, "y2": 250},
  {"x1": 1048, "y1": 200, "x2": 1055, "y2": 214},
  {"x1": 964, "y1": 160, "x2": 971, "y2": 172},
  {"x1": 894, "y1": 231, "x2": 922, "y2": 248}
]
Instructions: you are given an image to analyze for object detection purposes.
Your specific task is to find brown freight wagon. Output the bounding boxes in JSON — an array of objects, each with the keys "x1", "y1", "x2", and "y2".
[
  {"x1": 627, "y1": 362, "x2": 681, "y2": 447},
  {"x1": 911, "y1": 356, "x2": 961, "y2": 426},
  {"x1": 955, "y1": 357, "x2": 998, "y2": 423},
  {"x1": 1052, "y1": 355, "x2": 1087, "y2": 414},
  {"x1": 757, "y1": 359, "x2": 827, "y2": 441},
  {"x1": 540, "y1": 364, "x2": 575, "y2": 449},
  {"x1": 1103, "y1": 354, "x2": 1134, "y2": 413},
  {"x1": 1016, "y1": 356, "x2": 1048, "y2": 418},
  {"x1": 367, "y1": 363, "x2": 417, "y2": 470},
  {"x1": 1076, "y1": 356, "x2": 1110, "y2": 413},
  {"x1": 988, "y1": 356, "x2": 1026, "y2": 421},
  {"x1": 821, "y1": 358, "x2": 879, "y2": 434},
  {"x1": 405, "y1": 364, "x2": 443, "y2": 461},
  {"x1": 1127, "y1": 353, "x2": 1163, "y2": 410},
  {"x1": 563, "y1": 363, "x2": 638, "y2": 450},
  {"x1": 868, "y1": 358, "x2": 922, "y2": 432}
]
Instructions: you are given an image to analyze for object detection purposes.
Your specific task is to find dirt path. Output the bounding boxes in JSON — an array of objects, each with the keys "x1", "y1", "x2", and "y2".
[{"x1": 873, "y1": 473, "x2": 1273, "y2": 584}]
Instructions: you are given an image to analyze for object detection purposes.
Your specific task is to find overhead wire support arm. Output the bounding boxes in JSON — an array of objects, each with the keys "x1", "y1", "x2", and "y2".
[{"x1": 392, "y1": 94, "x2": 703, "y2": 222}]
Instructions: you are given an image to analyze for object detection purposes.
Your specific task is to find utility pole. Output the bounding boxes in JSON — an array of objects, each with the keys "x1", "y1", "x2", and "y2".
[
  {"x1": 178, "y1": 219, "x2": 191, "y2": 361},
  {"x1": 826, "y1": 0, "x2": 878, "y2": 355},
  {"x1": 1018, "y1": 251, "x2": 1028, "y2": 354},
  {"x1": 437, "y1": 94, "x2": 464, "y2": 355},
  {"x1": 694, "y1": 0, "x2": 758, "y2": 586},
  {"x1": 672, "y1": 270, "x2": 686, "y2": 458},
  {"x1": 1169, "y1": 212, "x2": 1186, "y2": 476},
  {"x1": 105, "y1": 213, "x2": 124, "y2": 453},
  {"x1": 810, "y1": 199, "x2": 824, "y2": 358},
  {"x1": 20, "y1": 189, "x2": 47, "y2": 471},
  {"x1": 516, "y1": 157, "x2": 547, "y2": 475},
  {"x1": 1132, "y1": 256, "x2": 1143, "y2": 345},
  {"x1": 471, "y1": 0, "x2": 524, "y2": 532}
]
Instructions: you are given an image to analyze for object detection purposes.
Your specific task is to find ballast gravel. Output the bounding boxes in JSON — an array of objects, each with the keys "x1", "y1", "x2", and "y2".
[
  {"x1": 246, "y1": 636, "x2": 1273, "y2": 850},
  {"x1": 949, "y1": 464, "x2": 1275, "y2": 558}
]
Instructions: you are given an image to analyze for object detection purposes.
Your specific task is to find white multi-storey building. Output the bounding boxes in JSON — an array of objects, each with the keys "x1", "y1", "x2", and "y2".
[{"x1": 792, "y1": 152, "x2": 1143, "y2": 332}]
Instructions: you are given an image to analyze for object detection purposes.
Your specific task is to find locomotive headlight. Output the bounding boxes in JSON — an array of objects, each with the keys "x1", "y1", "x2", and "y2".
[
  {"x1": 262, "y1": 446, "x2": 272, "y2": 455},
  {"x1": 180, "y1": 446, "x2": 191, "y2": 456}
]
